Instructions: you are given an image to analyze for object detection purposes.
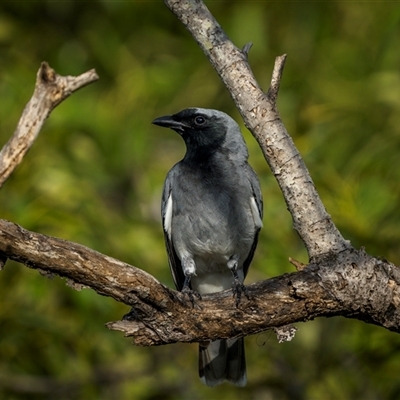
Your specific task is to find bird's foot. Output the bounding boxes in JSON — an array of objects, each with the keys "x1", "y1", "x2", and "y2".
[
  {"x1": 228, "y1": 258, "x2": 250, "y2": 307},
  {"x1": 181, "y1": 285, "x2": 202, "y2": 307},
  {"x1": 232, "y1": 277, "x2": 250, "y2": 308},
  {"x1": 180, "y1": 259, "x2": 201, "y2": 306}
]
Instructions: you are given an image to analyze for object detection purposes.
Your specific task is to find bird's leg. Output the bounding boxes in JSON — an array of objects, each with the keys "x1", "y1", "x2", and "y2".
[
  {"x1": 181, "y1": 256, "x2": 202, "y2": 305},
  {"x1": 228, "y1": 255, "x2": 249, "y2": 307}
]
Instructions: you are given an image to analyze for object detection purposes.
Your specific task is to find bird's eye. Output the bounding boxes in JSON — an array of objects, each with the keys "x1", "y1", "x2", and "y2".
[{"x1": 194, "y1": 115, "x2": 206, "y2": 125}]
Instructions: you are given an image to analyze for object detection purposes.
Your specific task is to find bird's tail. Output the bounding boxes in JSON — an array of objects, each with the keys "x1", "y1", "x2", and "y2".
[{"x1": 199, "y1": 338, "x2": 246, "y2": 387}]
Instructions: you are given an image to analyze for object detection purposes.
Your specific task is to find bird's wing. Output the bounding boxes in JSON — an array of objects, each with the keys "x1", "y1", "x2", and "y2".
[
  {"x1": 247, "y1": 164, "x2": 263, "y2": 221},
  {"x1": 242, "y1": 165, "x2": 263, "y2": 278},
  {"x1": 162, "y1": 169, "x2": 186, "y2": 291}
]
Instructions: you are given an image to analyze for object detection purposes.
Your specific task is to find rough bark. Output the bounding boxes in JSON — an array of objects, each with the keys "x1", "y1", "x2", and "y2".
[
  {"x1": 1, "y1": 2, "x2": 400, "y2": 346},
  {"x1": 1, "y1": 219, "x2": 400, "y2": 346}
]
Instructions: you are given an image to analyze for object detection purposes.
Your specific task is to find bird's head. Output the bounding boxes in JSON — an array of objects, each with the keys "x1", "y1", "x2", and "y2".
[{"x1": 152, "y1": 108, "x2": 248, "y2": 162}]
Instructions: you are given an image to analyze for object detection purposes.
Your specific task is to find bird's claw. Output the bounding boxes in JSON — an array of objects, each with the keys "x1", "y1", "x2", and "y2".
[
  {"x1": 232, "y1": 278, "x2": 250, "y2": 307},
  {"x1": 181, "y1": 285, "x2": 202, "y2": 307}
]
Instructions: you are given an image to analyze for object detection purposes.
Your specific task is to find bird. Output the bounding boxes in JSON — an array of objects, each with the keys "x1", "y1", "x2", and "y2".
[{"x1": 152, "y1": 108, "x2": 263, "y2": 387}]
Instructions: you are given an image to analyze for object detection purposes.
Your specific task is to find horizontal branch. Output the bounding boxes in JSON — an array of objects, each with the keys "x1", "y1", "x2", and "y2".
[
  {"x1": 0, "y1": 219, "x2": 170, "y2": 309},
  {"x1": 0, "y1": 62, "x2": 99, "y2": 188},
  {"x1": 1, "y1": 219, "x2": 400, "y2": 346}
]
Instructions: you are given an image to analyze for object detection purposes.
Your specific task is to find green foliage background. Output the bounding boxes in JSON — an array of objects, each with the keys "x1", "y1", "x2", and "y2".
[{"x1": 1, "y1": 1, "x2": 400, "y2": 399}]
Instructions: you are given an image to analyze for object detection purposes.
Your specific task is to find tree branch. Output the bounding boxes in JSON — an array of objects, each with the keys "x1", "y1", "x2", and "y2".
[
  {"x1": 1, "y1": 219, "x2": 400, "y2": 346},
  {"x1": 0, "y1": 62, "x2": 99, "y2": 188},
  {"x1": 268, "y1": 54, "x2": 287, "y2": 106}
]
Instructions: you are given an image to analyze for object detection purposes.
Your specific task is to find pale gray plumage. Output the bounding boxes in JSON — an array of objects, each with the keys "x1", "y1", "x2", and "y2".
[{"x1": 152, "y1": 108, "x2": 263, "y2": 387}]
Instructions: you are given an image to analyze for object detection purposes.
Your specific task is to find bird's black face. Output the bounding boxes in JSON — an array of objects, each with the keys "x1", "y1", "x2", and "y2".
[{"x1": 152, "y1": 109, "x2": 227, "y2": 150}]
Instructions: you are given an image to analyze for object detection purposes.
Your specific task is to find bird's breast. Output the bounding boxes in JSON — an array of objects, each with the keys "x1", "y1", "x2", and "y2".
[{"x1": 171, "y1": 193, "x2": 255, "y2": 267}]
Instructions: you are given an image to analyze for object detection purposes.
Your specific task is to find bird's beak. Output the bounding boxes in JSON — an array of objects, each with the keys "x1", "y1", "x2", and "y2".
[{"x1": 152, "y1": 115, "x2": 189, "y2": 133}]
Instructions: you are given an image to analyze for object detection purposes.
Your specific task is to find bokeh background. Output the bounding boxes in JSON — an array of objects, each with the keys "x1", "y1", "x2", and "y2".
[{"x1": 1, "y1": 1, "x2": 400, "y2": 399}]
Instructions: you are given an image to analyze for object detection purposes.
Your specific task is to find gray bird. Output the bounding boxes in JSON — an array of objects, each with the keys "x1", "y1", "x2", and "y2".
[{"x1": 152, "y1": 108, "x2": 263, "y2": 387}]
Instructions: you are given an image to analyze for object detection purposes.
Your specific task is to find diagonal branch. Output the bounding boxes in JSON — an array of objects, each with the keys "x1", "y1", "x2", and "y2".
[
  {"x1": 164, "y1": 0, "x2": 349, "y2": 261},
  {"x1": 0, "y1": 62, "x2": 99, "y2": 188}
]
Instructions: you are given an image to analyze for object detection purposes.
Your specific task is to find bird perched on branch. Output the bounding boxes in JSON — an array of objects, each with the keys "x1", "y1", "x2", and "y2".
[{"x1": 152, "y1": 108, "x2": 263, "y2": 387}]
